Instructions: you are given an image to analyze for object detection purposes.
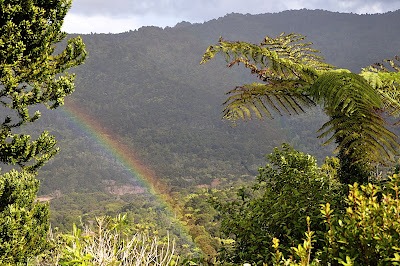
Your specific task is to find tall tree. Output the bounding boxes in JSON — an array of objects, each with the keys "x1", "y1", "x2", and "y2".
[
  {"x1": 201, "y1": 33, "x2": 400, "y2": 184},
  {"x1": 0, "y1": 0, "x2": 86, "y2": 263}
]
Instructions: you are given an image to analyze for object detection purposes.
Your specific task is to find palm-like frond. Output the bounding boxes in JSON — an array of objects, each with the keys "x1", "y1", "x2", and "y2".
[
  {"x1": 201, "y1": 34, "x2": 400, "y2": 166},
  {"x1": 222, "y1": 83, "x2": 315, "y2": 121},
  {"x1": 361, "y1": 56, "x2": 400, "y2": 119},
  {"x1": 201, "y1": 33, "x2": 333, "y2": 120},
  {"x1": 310, "y1": 71, "x2": 383, "y2": 113},
  {"x1": 319, "y1": 111, "x2": 398, "y2": 163}
]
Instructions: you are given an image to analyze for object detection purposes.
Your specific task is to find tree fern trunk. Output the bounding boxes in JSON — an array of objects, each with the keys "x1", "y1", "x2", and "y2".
[{"x1": 336, "y1": 135, "x2": 372, "y2": 185}]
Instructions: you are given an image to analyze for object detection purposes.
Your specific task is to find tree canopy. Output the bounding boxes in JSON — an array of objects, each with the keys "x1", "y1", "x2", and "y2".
[{"x1": 0, "y1": 0, "x2": 87, "y2": 173}]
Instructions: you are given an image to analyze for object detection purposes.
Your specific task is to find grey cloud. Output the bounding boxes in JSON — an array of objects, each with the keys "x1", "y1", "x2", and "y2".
[
  {"x1": 69, "y1": 0, "x2": 200, "y2": 16},
  {"x1": 64, "y1": 0, "x2": 400, "y2": 33},
  {"x1": 69, "y1": 0, "x2": 400, "y2": 20},
  {"x1": 310, "y1": 0, "x2": 400, "y2": 13}
]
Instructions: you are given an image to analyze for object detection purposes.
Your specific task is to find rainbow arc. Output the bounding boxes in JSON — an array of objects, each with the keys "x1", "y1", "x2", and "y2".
[{"x1": 60, "y1": 99, "x2": 195, "y2": 248}]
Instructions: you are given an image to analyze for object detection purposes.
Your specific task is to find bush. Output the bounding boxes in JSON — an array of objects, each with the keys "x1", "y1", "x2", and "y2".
[
  {"x1": 271, "y1": 175, "x2": 400, "y2": 265},
  {"x1": 319, "y1": 175, "x2": 400, "y2": 265}
]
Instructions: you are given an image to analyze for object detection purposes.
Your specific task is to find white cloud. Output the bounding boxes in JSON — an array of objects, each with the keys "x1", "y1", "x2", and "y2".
[
  {"x1": 63, "y1": 12, "x2": 188, "y2": 34},
  {"x1": 354, "y1": 2, "x2": 390, "y2": 14},
  {"x1": 63, "y1": 13, "x2": 141, "y2": 34}
]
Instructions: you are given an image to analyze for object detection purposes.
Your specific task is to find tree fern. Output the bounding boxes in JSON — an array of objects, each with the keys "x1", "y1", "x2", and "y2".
[{"x1": 202, "y1": 33, "x2": 400, "y2": 183}]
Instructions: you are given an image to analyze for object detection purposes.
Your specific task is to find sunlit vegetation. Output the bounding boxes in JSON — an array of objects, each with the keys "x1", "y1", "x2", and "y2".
[{"x1": 0, "y1": 0, "x2": 86, "y2": 264}]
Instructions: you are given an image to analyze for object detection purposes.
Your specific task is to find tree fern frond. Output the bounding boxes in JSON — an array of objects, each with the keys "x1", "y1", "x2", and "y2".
[
  {"x1": 270, "y1": 94, "x2": 293, "y2": 115},
  {"x1": 384, "y1": 56, "x2": 400, "y2": 72},
  {"x1": 256, "y1": 98, "x2": 275, "y2": 119},
  {"x1": 278, "y1": 94, "x2": 304, "y2": 115},
  {"x1": 360, "y1": 71, "x2": 383, "y2": 89},
  {"x1": 362, "y1": 56, "x2": 400, "y2": 118},
  {"x1": 348, "y1": 137, "x2": 393, "y2": 164},
  {"x1": 310, "y1": 71, "x2": 383, "y2": 115},
  {"x1": 222, "y1": 83, "x2": 315, "y2": 121},
  {"x1": 248, "y1": 102, "x2": 263, "y2": 120},
  {"x1": 317, "y1": 116, "x2": 352, "y2": 136},
  {"x1": 260, "y1": 95, "x2": 283, "y2": 116},
  {"x1": 318, "y1": 109, "x2": 399, "y2": 163},
  {"x1": 201, "y1": 33, "x2": 333, "y2": 87},
  {"x1": 320, "y1": 112, "x2": 393, "y2": 141}
]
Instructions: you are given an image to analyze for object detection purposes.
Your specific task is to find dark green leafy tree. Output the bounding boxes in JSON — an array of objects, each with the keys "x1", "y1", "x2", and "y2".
[
  {"x1": 201, "y1": 33, "x2": 400, "y2": 184},
  {"x1": 211, "y1": 144, "x2": 343, "y2": 265},
  {"x1": 0, "y1": 170, "x2": 49, "y2": 264},
  {"x1": 0, "y1": 0, "x2": 86, "y2": 263},
  {"x1": 0, "y1": 0, "x2": 86, "y2": 173}
]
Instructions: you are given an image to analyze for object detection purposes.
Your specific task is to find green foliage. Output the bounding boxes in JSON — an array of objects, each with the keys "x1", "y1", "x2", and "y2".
[
  {"x1": 201, "y1": 33, "x2": 400, "y2": 184},
  {"x1": 182, "y1": 188, "x2": 223, "y2": 256},
  {"x1": 271, "y1": 217, "x2": 319, "y2": 266},
  {"x1": 313, "y1": 70, "x2": 398, "y2": 171},
  {"x1": 30, "y1": 12, "x2": 400, "y2": 227},
  {"x1": 47, "y1": 192, "x2": 197, "y2": 257},
  {"x1": 318, "y1": 176, "x2": 400, "y2": 265},
  {"x1": 201, "y1": 33, "x2": 331, "y2": 121},
  {"x1": 211, "y1": 144, "x2": 344, "y2": 265},
  {"x1": 0, "y1": 0, "x2": 86, "y2": 263},
  {"x1": 362, "y1": 56, "x2": 400, "y2": 118},
  {"x1": 2, "y1": 11, "x2": 397, "y2": 262},
  {"x1": 0, "y1": 0, "x2": 87, "y2": 173},
  {"x1": 0, "y1": 170, "x2": 49, "y2": 264},
  {"x1": 270, "y1": 175, "x2": 400, "y2": 265}
]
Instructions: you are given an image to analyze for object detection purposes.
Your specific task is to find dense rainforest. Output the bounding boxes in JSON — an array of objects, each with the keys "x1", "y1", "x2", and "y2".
[{"x1": 2, "y1": 6, "x2": 400, "y2": 264}]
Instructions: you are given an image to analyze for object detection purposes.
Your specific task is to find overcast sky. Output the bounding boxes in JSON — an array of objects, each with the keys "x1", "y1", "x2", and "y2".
[{"x1": 63, "y1": 0, "x2": 400, "y2": 34}]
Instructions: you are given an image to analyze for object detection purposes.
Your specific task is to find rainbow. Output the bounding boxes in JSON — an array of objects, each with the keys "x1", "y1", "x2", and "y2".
[{"x1": 60, "y1": 99, "x2": 196, "y2": 249}]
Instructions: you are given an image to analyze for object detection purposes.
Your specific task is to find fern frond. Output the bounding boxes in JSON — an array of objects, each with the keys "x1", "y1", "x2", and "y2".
[
  {"x1": 201, "y1": 33, "x2": 334, "y2": 87},
  {"x1": 360, "y1": 71, "x2": 382, "y2": 89},
  {"x1": 310, "y1": 71, "x2": 383, "y2": 114},
  {"x1": 310, "y1": 70, "x2": 399, "y2": 163},
  {"x1": 222, "y1": 83, "x2": 315, "y2": 121},
  {"x1": 319, "y1": 110, "x2": 398, "y2": 163},
  {"x1": 362, "y1": 56, "x2": 400, "y2": 118}
]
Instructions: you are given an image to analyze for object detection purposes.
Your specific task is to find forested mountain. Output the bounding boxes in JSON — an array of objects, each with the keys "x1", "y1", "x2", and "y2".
[{"x1": 14, "y1": 9, "x2": 400, "y2": 233}]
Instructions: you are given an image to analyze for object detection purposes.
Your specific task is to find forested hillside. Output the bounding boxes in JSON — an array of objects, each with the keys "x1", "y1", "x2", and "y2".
[{"x1": 17, "y1": 9, "x2": 400, "y2": 238}]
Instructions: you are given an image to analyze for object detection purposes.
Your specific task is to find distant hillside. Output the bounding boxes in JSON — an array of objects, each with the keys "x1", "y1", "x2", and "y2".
[{"x1": 22, "y1": 9, "x2": 399, "y2": 214}]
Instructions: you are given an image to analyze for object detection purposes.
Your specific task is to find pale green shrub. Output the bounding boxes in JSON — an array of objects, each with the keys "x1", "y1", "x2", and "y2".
[
  {"x1": 271, "y1": 175, "x2": 400, "y2": 265},
  {"x1": 30, "y1": 215, "x2": 177, "y2": 265}
]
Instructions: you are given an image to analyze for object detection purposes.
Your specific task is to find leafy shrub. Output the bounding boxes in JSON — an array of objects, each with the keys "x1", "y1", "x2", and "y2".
[
  {"x1": 271, "y1": 175, "x2": 400, "y2": 265},
  {"x1": 319, "y1": 175, "x2": 400, "y2": 265}
]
